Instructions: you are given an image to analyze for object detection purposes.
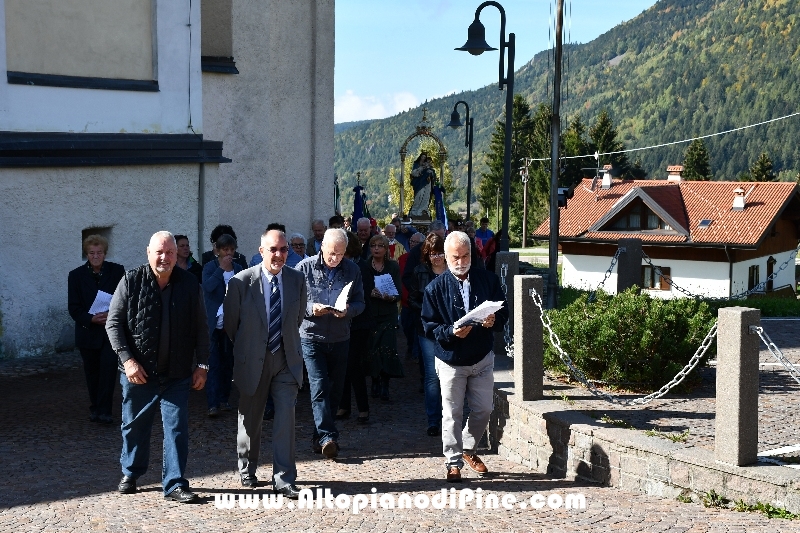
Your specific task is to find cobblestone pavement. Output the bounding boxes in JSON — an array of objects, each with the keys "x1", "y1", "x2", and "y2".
[
  {"x1": 541, "y1": 318, "x2": 800, "y2": 456},
  {"x1": 3, "y1": 338, "x2": 800, "y2": 532}
]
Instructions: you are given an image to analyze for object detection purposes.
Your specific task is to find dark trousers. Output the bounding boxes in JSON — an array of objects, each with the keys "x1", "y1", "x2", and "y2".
[
  {"x1": 340, "y1": 329, "x2": 370, "y2": 414},
  {"x1": 301, "y1": 339, "x2": 349, "y2": 445},
  {"x1": 206, "y1": 328, "x2": 234, "y2": 409},
  {"x1": 79, "y1": 342, "x2": 118, "y2": 417}
]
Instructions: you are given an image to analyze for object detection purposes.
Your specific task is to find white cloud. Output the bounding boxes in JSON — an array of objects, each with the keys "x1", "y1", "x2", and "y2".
[{"x1": 334, "y1": 90, "x2": 419, "y2": 123}]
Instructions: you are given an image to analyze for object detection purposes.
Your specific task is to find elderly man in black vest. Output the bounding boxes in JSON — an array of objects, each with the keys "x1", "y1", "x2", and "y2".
[{"x1": 106, "y1": 231, "x2": 210, "y2": 503}]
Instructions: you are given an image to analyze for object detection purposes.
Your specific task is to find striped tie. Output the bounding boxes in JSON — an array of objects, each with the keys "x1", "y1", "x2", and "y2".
[{"x1": 268, "y1": 276, "x2": 282, "y2": 353}]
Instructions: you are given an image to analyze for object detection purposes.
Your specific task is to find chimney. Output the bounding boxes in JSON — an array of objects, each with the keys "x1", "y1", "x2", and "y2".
[
  {"x1": 666, "y1": 165, "x2": 683, "y2": 182},
  {"x1": 601, "y1": 164, "x2": 613, "y2": 189},
  {"x1": 732, "y1": 187, "x2": 746, "y2": 211}
]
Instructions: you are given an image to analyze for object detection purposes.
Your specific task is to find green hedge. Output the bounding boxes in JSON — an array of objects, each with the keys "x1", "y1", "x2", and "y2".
[{"x1": 544, "y1": 288, "x2": 716, "y2": 390}]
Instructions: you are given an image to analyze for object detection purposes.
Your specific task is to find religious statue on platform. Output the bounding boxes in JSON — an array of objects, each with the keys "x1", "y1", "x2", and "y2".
[{"x1": 408, "y1": 152, "x2": 436, "y2": 219}]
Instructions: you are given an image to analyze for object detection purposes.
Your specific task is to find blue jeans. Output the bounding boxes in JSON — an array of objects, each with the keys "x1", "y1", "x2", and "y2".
[
  {"x1": 301, "y1": 339, "x2": 349, "y2": 445},
  {"x1": 206, "y1": 328, "x2": 234, "y2": 409},
  {"x1": 419, "y1": 335, "x2": 442, "y2": 428},
  {"x1": 119, "y1": 374, "x2": 190, "y2": 496}
]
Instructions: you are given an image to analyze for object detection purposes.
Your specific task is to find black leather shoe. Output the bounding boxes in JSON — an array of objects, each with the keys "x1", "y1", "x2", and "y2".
[
  {"x1": 118, "y1": 475, "x2": 136, "y2": 494},
  {"x1": 97, "y1": 414, "x2": 115, "y2": 425},
  {"x1": 275, "y1": 484, "x2": 301, "y2": 499},
  {"x1": 164, "y1": 487, "x2": 199, "y2": 503},
  {"x1": 311, "y1": 435, "x2": 322, "y2": 454},
  {"x1": 427, "y1": 425, "x2": 441, "y2": 437},
  {"x1": 241, "y1": 474, "x2": 259, "y2": 488}
]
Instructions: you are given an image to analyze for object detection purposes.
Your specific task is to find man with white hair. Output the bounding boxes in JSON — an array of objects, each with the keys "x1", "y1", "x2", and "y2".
[
  {"x1": 382, "y1": 223, "x2": 406, "y2": 261},
  {"x1": 421, "y1": 231, "x2": 508, "y2": 483},
  {"x1": 356, "y1": 217, "x2": 372, "y2": 260},
  {"x1": 296, "y1": 228, "x2": 365, "y2": 458},
  {"x1": 106, "y1": 231, "x2": 209, "y2": 503}
]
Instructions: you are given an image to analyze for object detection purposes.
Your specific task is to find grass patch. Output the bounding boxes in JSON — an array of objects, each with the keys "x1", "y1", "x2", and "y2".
[
  {"x1": 734, "y1": 500, "x2": 799, "y2": 520},
  {"x1": 644, "y1": 428, "x2": 690, "y2": 443}
]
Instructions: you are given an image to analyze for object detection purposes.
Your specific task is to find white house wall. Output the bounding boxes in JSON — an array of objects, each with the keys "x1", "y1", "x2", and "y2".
[
  {"x1": 0, "y1": 164, "x2": 216, "y2": 358},
  {"x1": 202, "y1": 0, "x2": 335, "y2": 255},
  {"x1": 731, "y1": 250, "x2": 795, "y2": 296},
  {"x1": 563, "y1": 254, "x2": 729, "y2": 299},
  {"x1": 0, "y1": 0, "x2": 203, "y2": 134}
]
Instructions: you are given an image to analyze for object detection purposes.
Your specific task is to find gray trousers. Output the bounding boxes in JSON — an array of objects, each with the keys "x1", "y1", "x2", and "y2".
[
  {"x1": 237, "y1": 346, "x2": 298, "y2": 489},
  {"x1": 435, "y1": 351, "x2": 495, "y2": 469}
]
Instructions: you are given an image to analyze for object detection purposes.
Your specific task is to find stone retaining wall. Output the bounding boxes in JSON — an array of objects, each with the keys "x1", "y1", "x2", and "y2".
[{"x1": 490, "y1": 386, "x2": 800, "y2": 513}]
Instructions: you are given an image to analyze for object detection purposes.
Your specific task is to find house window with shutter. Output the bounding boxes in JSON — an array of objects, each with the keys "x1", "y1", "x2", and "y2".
[
  {"x1": 642, "y1": 265, "x2": 671, "y2": 291},
  {"x1": 748, "y1": 265, "x2": 760, "y2": 291}
]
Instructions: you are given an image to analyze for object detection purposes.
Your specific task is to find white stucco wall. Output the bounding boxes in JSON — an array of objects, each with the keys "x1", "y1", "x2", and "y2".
[
  {"x1": 563, "y1": 253, "x2": 730, "y2": 299},
  {"x1": 202, "y1": 0, "x2": 334, "y2": 256},
  {"x1": 731, "y1": 250, "x2": 796, "y2": 296},
  {"x1": 0, "y1": 0, "x2": 203, "y2": 133},
  {"x1": 0, "y1": 164, "x2": 218, "y2": 357}
]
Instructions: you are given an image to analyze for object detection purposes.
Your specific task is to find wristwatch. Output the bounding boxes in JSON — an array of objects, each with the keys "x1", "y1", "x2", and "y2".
[{"x1": 197, "y1": 364, "x2": 209, "y2": 371}]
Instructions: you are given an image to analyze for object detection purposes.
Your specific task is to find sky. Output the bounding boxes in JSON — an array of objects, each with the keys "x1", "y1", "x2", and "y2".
[{"x1": 335, "y1": 0, "x2": 660, "y2": 123}]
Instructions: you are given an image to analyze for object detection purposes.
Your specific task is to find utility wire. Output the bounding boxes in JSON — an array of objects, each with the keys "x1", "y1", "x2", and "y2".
[{"x1": 524, "y1": 111, "x2": 800, "y2": 161}]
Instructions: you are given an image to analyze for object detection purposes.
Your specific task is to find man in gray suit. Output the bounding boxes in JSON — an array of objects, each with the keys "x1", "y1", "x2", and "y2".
[{"x1": 223, "y1": 229, "x2": 307, "y2": 499}]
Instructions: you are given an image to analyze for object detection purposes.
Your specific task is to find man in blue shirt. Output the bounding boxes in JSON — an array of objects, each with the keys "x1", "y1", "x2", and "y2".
[{"x1": 474, "y1": 217, "x2": 494, "y2": 248}]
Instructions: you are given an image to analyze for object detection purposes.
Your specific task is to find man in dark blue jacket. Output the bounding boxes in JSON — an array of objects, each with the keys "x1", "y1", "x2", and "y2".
[{"x1": 421, "y1": 231, "x2": 508, "y2": 483}]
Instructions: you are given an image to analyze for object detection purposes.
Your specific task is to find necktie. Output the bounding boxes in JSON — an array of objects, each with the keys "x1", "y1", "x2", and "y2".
[{"x1": 268, "y1": 276, "x2": 282, "y2": 353}]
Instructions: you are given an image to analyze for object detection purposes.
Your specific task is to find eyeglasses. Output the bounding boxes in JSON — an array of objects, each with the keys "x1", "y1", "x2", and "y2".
[
  {"x1": 429, "y1": 253, "x2": 445, "y2": 259},
  {"x1": 291, "y1": 242, "x2": 305, "y2": 247},
  {"x1": 267, "y1": 246, "x2": 290, "y2": 254}
]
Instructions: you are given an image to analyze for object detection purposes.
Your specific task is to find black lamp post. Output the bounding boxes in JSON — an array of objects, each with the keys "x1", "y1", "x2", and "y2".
[
  {"x1": 456, "y1": 1, "x2": 514, "y2": 252},
  {"x1": 446, "y1": 101, "x2": 475, "y2": 221}
]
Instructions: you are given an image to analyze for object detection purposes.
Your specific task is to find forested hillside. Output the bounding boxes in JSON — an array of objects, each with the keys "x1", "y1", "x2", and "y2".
[{"x1": 334, "y1": 0, "x2": 800, "y2": 218}]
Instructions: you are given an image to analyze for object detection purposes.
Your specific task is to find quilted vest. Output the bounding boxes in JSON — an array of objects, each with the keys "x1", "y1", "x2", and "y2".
[{"x1": 124, "y1": 264, "x2": 199, "y2": 378}]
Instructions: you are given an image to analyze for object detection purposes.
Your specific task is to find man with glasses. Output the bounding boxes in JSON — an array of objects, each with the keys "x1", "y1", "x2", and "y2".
[
  {"x1": 224, "y1": 229, "x2": 307, "y2": 498},
  {"x1": 296, "y1": 228, "x2": 365, "y2": 458},
  {"x1": 421, "y1": 231, "x2": 508, "y2": 483},
  {"x1": 288, "y1": 232, "x2": 310, "y2": 266}
]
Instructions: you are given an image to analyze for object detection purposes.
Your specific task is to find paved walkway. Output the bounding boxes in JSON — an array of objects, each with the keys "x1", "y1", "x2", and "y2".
[{"x1": 3, "y1": 337, "x2": 800, "y2": 532}]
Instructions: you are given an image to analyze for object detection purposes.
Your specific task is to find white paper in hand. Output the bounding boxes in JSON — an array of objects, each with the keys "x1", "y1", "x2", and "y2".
[
  {"x1": 88, "y1": 290, "x2": 114, "y2": 315},
  {"x1": 373, "y1": 274, "x2": 399, "y2": 297},
  {"x1": 322, "y1": 281, "x2": 353, "y2": 313},
  {"x1": 453, "y1": 300, "x2": 504, "y2": 329}
]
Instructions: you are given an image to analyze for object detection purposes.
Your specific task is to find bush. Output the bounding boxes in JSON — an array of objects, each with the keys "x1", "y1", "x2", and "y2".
[
  {"x1": 543, "y1": 288, "x2": 716, "y2": 390},
  {"x1": 710, "y1": 297, "x2": 800, "y2": 318}
]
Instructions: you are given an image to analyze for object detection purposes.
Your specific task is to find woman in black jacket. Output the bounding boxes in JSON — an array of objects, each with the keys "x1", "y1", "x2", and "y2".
[{"x1": 407, "y1": 233, "x2": 447, "y2": 436}]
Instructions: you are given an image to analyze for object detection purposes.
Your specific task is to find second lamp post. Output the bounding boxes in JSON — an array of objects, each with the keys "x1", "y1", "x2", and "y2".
[{"x1": 446, "y1": 101, "x2": 475, "y2": 221}]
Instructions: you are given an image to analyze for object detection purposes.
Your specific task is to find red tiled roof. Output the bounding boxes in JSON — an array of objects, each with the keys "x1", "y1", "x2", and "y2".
[{"x1": 532, "y1": 179, "x2": 798, "y2": 247}]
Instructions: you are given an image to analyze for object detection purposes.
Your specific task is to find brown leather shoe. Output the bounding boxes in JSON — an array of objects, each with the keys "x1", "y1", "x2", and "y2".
[
  {"x1": 446, "y1": 466, "x2": 462, "y2": 483},
  {"x1": 463, "y1": 453, "x2": 488, "y2": 474}
]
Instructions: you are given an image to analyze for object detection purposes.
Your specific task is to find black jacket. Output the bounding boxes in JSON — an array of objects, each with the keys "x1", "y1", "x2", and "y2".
[
  {"x1": 421, "y1": 267, "x2": 508, "y2": 366},
  {"x1": 68, "y1": 261, "x2": 125, "y2": 350},
  {"x1": 106, "y1": 264, "x2": 209, "y2": 379}
]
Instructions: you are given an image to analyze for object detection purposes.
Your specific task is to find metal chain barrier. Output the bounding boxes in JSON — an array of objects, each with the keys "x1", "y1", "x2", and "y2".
[
  {"x1": 587, "y1": 247, "x2": 625, "y2": 303},
  {"x1": 530, "y1": 285, "x2": 718, "y2": 405},
  {"x1": 753, "y1": 326, "x2": 800, "y2": 386},
  {"x1": 499, "y1": 263, "x2": 514, "y2": 358},
  {"x1": 641, "y1": 242, "x2": 800, "y2": 301}
]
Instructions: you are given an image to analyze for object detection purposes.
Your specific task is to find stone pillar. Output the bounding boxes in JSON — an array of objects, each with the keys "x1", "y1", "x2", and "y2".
[
  {"x1": 616, "y1": 238, "x2": 643, "y2": 294},
  {"x1": 514, "y1": 275, "x2": 544, "y2": 400},
  {"x1": 494, "y1": 251, "x2": 519, "y2": 357},
  {"x1": 715, "y1": 307, "x2": 760, "y2": 466}
]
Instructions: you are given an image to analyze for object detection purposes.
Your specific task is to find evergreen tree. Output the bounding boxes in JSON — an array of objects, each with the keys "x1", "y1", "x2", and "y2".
[
  {"x1": 589, "y1": 109, "x2": 629, "y2": 173},
  {"x1": 682, "y1": 139, "x2": 712, "y2": 181},
  {"x1": 478, "y1": 95, "x2": 537, "y2": 246},
  {"x1": 749, "y1": 152, "x2": 777, "y2": 182},
  {"x1": 560, "y1": 115, "x2": 592, "y2": 187}
]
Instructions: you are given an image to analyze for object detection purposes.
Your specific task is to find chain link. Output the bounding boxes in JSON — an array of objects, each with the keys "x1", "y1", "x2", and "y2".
[
  {"x1": 641, "y1": 242, "x2": 800, "y2": 301},
  {"x1": 587, "y1": 247, "x2": 625, "y2": 303},
  {"x1": 753, "y1": 326, "x2": 800, "y2": 386},
  {"x1": 530, "y1": 285, "x2": 718, "y2": 405},
  {"x1": 499, "y1": 263, "x2": 514, "y2": 358}
]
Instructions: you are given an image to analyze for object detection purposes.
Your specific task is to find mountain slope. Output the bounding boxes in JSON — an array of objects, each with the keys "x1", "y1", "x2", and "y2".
[{"x1": 334, "y1": 0, "x2": 800, "y2": 217}]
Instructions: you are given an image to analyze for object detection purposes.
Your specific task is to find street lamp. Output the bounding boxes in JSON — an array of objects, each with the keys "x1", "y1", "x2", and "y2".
[
  {"x1": 446, "y1": 101, "x2": 475, "y2": 221},
  {"x1": 456, "y1": 1, "x2": 514, "y2": 252}
]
